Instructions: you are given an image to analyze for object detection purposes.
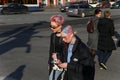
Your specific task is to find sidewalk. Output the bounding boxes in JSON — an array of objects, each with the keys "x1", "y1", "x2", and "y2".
[{"x1": 44, "y1": 6, "x2": 60, "y2": 12}]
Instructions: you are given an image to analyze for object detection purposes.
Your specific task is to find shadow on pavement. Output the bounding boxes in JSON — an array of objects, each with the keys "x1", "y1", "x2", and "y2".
[
  {"x1": 0, "y1": 21, "x2": 48, "y2": 55},
  {"x1": 3, "y1": 65, "x2": 26, "y2": 80}
]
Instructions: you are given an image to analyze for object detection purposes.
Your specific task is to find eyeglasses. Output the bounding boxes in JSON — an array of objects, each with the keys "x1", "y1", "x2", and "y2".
[
  {"x1": 50, "y1": 25, "x2": 57, "y2": 29},
  {"x1": 51, "y1": 27, "x2": 56, "y2": 29}
]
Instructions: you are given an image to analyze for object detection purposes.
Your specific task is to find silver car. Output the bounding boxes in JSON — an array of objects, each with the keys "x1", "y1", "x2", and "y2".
[{"x1": 66, "y1": 4, "x2": 96, "y2": 17}]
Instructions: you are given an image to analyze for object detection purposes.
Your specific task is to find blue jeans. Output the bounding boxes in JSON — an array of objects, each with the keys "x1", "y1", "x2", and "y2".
[
  {"x1": 49, "y1": 70, "x2": 62, "y2": 80},
  {"x1": 97, "y1": 49, "x2": 112, "y2": 64}
]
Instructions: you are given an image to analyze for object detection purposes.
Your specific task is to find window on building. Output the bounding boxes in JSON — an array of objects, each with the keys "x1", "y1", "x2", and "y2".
[
  {"x1": 0, "y1": 0, "x2": 37, "y2": 5},
  {"x1": 0, "y1": 0, "x2": 8, "y2": 5}
]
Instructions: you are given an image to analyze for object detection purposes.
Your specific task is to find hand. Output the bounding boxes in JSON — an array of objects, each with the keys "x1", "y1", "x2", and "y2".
[
  {"x1": 55, "y1": 59, "x2": 62, "y2": 64},
  {"x1": 112, "y1": 36, "x2": 117, "y2": 40},
  {"x1": 52, "y1": 53, "x2": 57, "y2": 60},
  {"x1": 58, "y1": 63, "x2": 68, "y2": 69}
]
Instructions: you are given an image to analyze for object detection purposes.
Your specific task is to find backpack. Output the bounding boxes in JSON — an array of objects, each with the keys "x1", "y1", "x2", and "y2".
[{"x1": 87, "y1": 19, "x2": 94, "y2": 33}]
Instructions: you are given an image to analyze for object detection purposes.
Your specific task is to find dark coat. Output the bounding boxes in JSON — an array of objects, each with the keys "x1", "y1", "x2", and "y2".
[
  {"x1": 97, "y1": 17, "x2": 116, "y2": 50},
  {"x1": 48, "y1": 33, "x2": 64, "y2": 69},
  {"x1": 63, "y1": 36, "x2": 95, "y2": 80},
  {"x1": 87, "y1": 16, "x2": 99, "y2": 50}
]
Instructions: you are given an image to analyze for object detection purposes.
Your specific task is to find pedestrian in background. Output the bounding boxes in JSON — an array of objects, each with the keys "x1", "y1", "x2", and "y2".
[
  {"x1": 58, "y1": 25, "x2": 95, "y2": 80},
  {"x1": 48, "y1": 15, "x2": 64, "y2": 80},
  {"x1": 87, "y1": 9, "x2": 102, "y2": 62},
  {"x1": 97, "y1": 10, "x2": 116, "y2": 70}
]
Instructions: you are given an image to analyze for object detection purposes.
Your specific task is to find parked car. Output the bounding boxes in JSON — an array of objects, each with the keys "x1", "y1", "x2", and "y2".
[
  {"x1": 111, "y1": 1, "x2": 120, "y2": 9},
  {"x1": 1, "y1": 3, "x2": 28, "y2": 14},
  {"x1": 89, "y1": 2, "x2": 100, "y2": 7},
  {"x1": 66, "y1": 4, "x2": 96, "y2": 17},
  {"x1": 60, "y1": 1, "x2": 88, "y2": 12},
  {"x1": 96, "y1": 1, "x2": 111, "y2": 8}
]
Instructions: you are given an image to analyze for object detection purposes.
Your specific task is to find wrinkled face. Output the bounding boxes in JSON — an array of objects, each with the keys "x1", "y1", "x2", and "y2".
[
  {"x1": 61, "y1": 33, "x2": 72, "y2": 43},
  {"x1": 50, "y1": 21, "x2": 61, "y2": 33}
]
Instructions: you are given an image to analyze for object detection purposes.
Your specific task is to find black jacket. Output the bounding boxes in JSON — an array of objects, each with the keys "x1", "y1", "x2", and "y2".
[
  {"x1": 48, "y1": 33, "x2": 64, "y2": 67},
  {"x1": 63, "y1": 36, "x2": 95, "y2": 80},
  {"x1": 97, "y1": 17, "x2": 116, "y2": 50}
]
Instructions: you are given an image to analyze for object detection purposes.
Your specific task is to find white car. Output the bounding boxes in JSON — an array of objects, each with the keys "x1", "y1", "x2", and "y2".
[{"x1": 89, "y1": 2, "x2": 100, "y2": 7}]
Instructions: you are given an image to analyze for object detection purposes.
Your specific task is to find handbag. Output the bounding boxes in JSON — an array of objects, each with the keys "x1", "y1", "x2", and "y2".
[
  {"x1": 115, "y1": 31, "x2": 120, "y2": 47},
  {"x1": 87, "y1": 19, "x2": 94, "y2": 33},
  {"x1": 113, "y1": 31, "x2": 120, "y2": 47}
]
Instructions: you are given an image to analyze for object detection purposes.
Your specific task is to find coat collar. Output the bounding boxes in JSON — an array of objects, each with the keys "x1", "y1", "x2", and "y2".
[{"x1": 72, "y1": 35, "x2": 81, "y2": 53}]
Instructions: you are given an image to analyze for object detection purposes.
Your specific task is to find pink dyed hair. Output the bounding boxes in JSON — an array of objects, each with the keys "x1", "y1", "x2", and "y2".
[{"x1": 50, "y1": 15, "x2": 64, "y2": 25}]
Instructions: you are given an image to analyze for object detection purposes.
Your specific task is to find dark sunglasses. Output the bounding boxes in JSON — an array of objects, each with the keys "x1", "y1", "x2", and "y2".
[{"x1": 50, "y1": 25, "x2": 57, "y2": 29}]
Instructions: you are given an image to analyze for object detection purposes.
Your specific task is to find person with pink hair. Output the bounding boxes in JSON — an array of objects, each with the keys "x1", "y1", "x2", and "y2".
[{"x1": 48, "y1": 15, "x2": 65, "y2": 80}]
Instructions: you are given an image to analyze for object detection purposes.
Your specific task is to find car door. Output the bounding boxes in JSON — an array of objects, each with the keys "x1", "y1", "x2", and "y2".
[
  {"x1": 77, "y1": 4, "x2": 89, "y2": 17},
  {"x1": 15, "y1": 4, "x2": 21, "y2": 13},
  {"x1": 82, "y1": 4, "x2": 90, "y2": 16},
  {"x1": 8, "y1": 4, "x2": 16, "y2": 13},
  {"x1": 116, "y1": 1, "x2": 120, "y2": 8}
]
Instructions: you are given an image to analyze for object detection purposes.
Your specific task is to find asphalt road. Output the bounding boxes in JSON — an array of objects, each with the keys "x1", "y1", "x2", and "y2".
[{"x1": 0, "y1": 8, "x2": 120, "y2": 80}]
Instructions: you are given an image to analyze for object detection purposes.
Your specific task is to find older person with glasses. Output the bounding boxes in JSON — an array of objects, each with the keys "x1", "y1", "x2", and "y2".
[{"x1": 58, "y1": 25, "x2": 95, "y2": 80}]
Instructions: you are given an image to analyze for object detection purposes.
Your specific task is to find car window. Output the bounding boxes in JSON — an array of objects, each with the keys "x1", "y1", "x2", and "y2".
[
  {"x1": 17, "y1": 4, "x2": 21, "y2": 7},
  {"x1": 84, "y1": 5, "x2": 89, "y2": 8},
  {"x1": 18, "y1": 4, "x2": 23, "y2": 7},
  {"x1": 8, "y1": 4, "x2": 15, "y2": 8},
  {"x1": 117, "y1": 1, "x2": 120, "y2": 4},
  {"x1": 115, "y1": 2, "x2": 118, "y2": 5},
  {"x1": 69, "y1": 5, "x2": 79, "y2": 9},
  {"x1": 79, "y1": 5, "x2": 83, "y2": 8},
  {"x1": 78, "y1": 4, "x2": 90, "y2": 8}
]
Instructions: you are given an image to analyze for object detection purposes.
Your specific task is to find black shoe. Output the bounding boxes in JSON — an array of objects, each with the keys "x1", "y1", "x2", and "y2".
[{"x1": 100, "y1": 63, "x2": 108, "y2": 70}]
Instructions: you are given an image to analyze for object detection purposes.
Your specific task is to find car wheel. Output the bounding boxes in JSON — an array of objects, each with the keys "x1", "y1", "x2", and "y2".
[
  {"x1": 118, "y1": 6, "x2": 120, "y2": 8},
  {"x1": 81, "y1": 12, "x2": 85, "y2": 18},
  {"x1": 67, "y1": 15, "x2": 71, "y2": 17},
  {"x1": 1, "y1": 10, "x2": 9, "y2": 15}
]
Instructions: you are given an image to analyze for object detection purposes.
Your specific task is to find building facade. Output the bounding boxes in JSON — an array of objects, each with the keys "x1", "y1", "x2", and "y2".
[{"x1": 0, "y1": 0, "x2": 118, "y2": 7}]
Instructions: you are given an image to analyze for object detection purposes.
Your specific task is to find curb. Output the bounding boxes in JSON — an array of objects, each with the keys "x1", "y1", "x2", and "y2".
[{"x1": 44, "y1": 6, "x2": 60, "y2": 12}]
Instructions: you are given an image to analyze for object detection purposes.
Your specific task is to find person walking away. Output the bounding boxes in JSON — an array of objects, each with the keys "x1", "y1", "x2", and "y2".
[
  {"x1": 87, "y1": 9, "x2": 102, "y2": 62},
  {"x1": 58, "y1": 25, "x2": 95, "y2": 80},
  {"x1": 48, "y1": 15, "x2": 64, "y2": 80},
  {"x1": 97, "y1": 10, "x2": 116, "y2": 70}
]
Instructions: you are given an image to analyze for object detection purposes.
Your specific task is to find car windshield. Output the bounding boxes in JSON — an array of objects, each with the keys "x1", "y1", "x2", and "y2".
[
  {"x1": 101, "y1": 1, "x2": 109, "y2": 4},
  {"x1": 116, "y1": 1, "x2": 120, "y2": 4},
  {"x1": 69, "y1": 5, "x2": 79, "y2": 9},
  {"x1": 69, "y1": 4, "x2": 91, "y2": 9},
  {"x1": 71, "y1": 1, "x2": 88, "y2": 5}
]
